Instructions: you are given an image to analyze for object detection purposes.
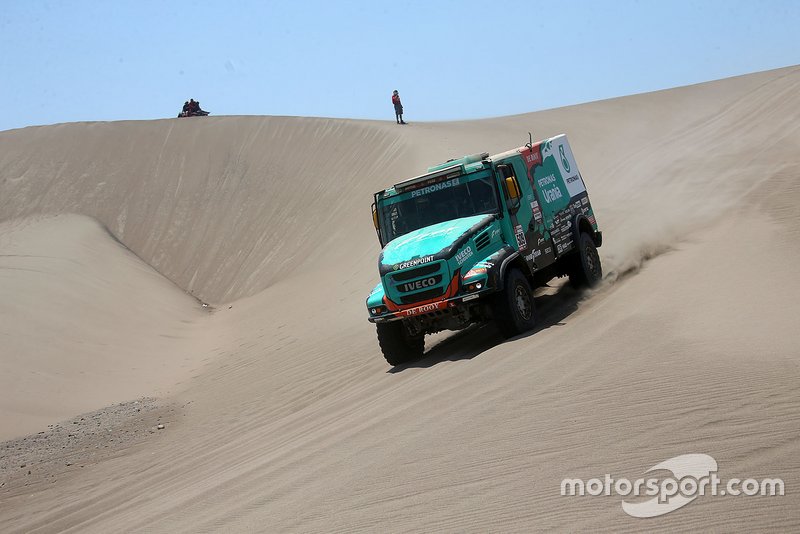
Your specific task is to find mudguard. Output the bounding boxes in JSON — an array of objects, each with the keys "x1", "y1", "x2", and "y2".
[
  {"x1": 475, "y1": 245, "x2": 522, "y2": 291},
  {"x1": 571, "y1": 213, "x2": 602, "y2": 249}
]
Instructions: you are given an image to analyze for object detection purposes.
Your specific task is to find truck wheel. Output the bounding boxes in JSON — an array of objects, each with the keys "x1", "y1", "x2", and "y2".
[
  {"x1": 494, "y1": 268, "x2": 536, "y2": 338},
  {"x1": 569, "y1": 232, "x2": 603, "y2": 288},
  {"x1": 376, "y1": 321, "x2": 424, "y2": 366}
]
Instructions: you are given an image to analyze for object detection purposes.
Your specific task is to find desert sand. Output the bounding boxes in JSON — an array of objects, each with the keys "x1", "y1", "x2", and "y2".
[{"x1": 0, "y1": 66, "x2": 799, "y2": 531}]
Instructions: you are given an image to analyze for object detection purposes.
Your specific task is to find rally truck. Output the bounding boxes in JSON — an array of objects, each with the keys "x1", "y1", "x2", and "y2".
[{"x1": 366, "y1": 134, "x2": 602, "y2": 365}]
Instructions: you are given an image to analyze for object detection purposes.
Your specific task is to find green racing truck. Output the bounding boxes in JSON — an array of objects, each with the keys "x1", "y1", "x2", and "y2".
[{"x1": 367, "y1": 134, "x2": 602, "y2": 365}]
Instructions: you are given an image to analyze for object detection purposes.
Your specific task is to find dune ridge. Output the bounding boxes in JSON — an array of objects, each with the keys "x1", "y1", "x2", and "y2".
[{"x1": 1, "y1": 117, "x2": 409, "y2": 304}]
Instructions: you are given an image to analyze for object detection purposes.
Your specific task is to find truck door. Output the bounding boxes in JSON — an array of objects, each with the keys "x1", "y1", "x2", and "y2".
[
  {"x1": 498, "y1": 158, "x2": 556, "y2": 272},
  {"x1": 497, "y1": 162, "x2": 529, "y2": 251}
]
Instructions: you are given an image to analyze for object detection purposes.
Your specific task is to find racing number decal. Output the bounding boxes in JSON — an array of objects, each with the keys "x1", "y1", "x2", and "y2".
[{"x1": 515, "y1": 224, "x2": 527, "y2": 250}]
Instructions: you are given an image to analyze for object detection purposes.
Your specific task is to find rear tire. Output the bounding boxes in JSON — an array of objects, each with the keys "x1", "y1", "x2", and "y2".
[
  {"x1": 376, "y1": 321, "x2": 424, "y2": 366},
  {"x1": 493, "y1": 268, "x2": 536, "y2": 338},
  {"x1": 569, "y1": 232, "x2": 602, "y2": 288}
]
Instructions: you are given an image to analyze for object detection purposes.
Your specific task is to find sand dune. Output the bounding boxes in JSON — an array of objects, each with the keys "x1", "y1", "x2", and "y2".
[
  {"x1": 1, "y1": 66, "x2": 799, "y2": 531},
  {"x1": 0, "y1": 214, "x2": 205, "y2": 440}
]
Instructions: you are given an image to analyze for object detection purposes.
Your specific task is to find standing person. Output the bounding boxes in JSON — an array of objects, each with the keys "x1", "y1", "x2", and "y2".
[{"x1": 392, "y1": 90, "x2": 406, "y2": 124}]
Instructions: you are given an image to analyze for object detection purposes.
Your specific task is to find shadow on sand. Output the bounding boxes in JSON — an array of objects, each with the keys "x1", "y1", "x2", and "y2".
[{"x1": 388, "y1": 281, "x2": 587, "y2": 373}]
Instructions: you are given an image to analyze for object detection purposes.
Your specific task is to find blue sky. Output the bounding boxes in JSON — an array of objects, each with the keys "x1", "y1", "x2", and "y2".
[{"x1": 1, "y1": 0, "x2": 798, "y2": 131}]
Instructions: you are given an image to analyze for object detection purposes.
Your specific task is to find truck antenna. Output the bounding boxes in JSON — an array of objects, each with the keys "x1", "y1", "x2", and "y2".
[{"x1": 525, "y1": 132, "x2": 533, "y2": 150}]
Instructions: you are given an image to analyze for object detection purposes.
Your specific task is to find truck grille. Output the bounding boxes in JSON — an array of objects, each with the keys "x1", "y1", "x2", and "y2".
[
  {"x1": 391, "y1": 262, "x2": 439, "y2": 281},
  {"x1": 387, "y1": 260, "x2": 449, "y2": 305},
  {"x1": 400, "y1": 288, "x2": 443, "y2": 304}
]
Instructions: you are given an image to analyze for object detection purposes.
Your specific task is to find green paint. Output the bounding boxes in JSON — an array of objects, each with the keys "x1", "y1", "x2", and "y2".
[
  {"x1": 530, "y1": 154, "x2": 570, "y2": 230},
  {"x1": 380, "y1": 215, "x2": 488, "y2": 267}
]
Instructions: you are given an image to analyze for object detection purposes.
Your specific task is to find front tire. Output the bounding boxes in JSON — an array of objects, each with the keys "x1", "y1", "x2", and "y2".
[
  {"x1": 376, "y1": 321, "x2": 424, "y2": 366},
  {"x1": 493, "y1": 268, "x2": 536, "y2": 338},
  {"x1": 569, "y1": 232, "x2": 603, "y2": 288}
]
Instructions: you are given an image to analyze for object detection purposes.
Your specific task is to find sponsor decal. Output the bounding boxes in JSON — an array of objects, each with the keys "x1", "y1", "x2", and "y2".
[
  {"x1": 400, "y1": 301, "x2": 446, "y2": 316},
  {"x1": 538, "y1": 174, "x2": 557, "y2": 187},
  {"x1": 581, "y1": 197, "x2": 589, "y2": 205},
  {"x1": 491, "y1": 228, "x2": 501, "y2": 239},
  {"x1": 395, "y1": 255, "x2": 434, "y2": 270},
  {"x1": 524, "y1": 249, "x2": 542, "y2": 263},
  {"x1": 515, "y1": 225, "x2": 527, "y2": 250},
  {"x1": 401, "y1": 277, "x2": 437, "y2": 293},
  {"x1": 402, "y1": 171, "x2": 461, "y2": 193},
  {"x1": 537, "y1": 173, "x2": 565, "y2": 204},
  {"x1": 559, "y1": 144, "x2": 572, "y2": 173},
  {"x1": 531, "y1": 200, "x2": 543, "y2": 223},
  {"x1": 524, "y1": 151, "x2": 541, "y2": 166},
  {"x1": 544, "y1": 247, "x2": 552, "y2": 254},
  {"x1": 410, "y1": 177, "x2": 460, "y2": 198},
  {"x1": 455, "y1": 246, "x2": 474, "y2": 265},
  {"x1": 543, "y1": 185, "x2": 563, "y2": 203}
]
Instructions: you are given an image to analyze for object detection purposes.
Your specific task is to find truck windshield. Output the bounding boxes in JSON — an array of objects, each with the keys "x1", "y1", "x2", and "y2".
[{"x1": 378, "y1": 173, "x2": 499, "y2": 243}]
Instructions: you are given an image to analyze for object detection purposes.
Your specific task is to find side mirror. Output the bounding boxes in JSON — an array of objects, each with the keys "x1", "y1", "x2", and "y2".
[
  {"x1": 505, "y1": 176, "x2": 520, "y2": 201},
  {"x1": 371, "y1": 203, "x2": 384, "y2": 246},
  {"x1": 497, "y1": 163, "x2": 521, "y2": 213},
  {"x1": 505, "y1": 176, "x2": 521, "y2": 212}
]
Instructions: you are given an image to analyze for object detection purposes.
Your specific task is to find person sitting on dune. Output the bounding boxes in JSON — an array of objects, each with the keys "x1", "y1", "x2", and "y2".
[
  {"x1": 178, "y1": 99, "x2": 209, "y2": 117},
  {"x1": 189, "y1": 99, "x2": 208, "y2": 116},
  {"x1": 178, "y1": 100, "x2": 190, "y2": 118}
]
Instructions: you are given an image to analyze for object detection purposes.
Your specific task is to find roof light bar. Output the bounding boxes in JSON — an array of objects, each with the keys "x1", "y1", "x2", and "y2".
[{"x1": 393, "y1": 164, "x2": 463, "y2": 193}]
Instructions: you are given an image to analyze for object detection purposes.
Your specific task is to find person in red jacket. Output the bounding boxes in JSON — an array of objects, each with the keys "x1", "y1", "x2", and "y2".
[{"x1": 392, "y1": 90, "x2": 406, "y2": 124}]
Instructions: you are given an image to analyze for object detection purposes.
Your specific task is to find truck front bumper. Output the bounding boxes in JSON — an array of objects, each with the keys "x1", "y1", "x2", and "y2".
[{"x1": 367, "y1": 289, "x2": 491, "y2": 323}]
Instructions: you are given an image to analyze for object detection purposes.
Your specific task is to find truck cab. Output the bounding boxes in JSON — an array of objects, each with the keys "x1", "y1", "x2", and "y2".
[{"x1": 367, "y1": 134, "x2": 602, "y2": 365}]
